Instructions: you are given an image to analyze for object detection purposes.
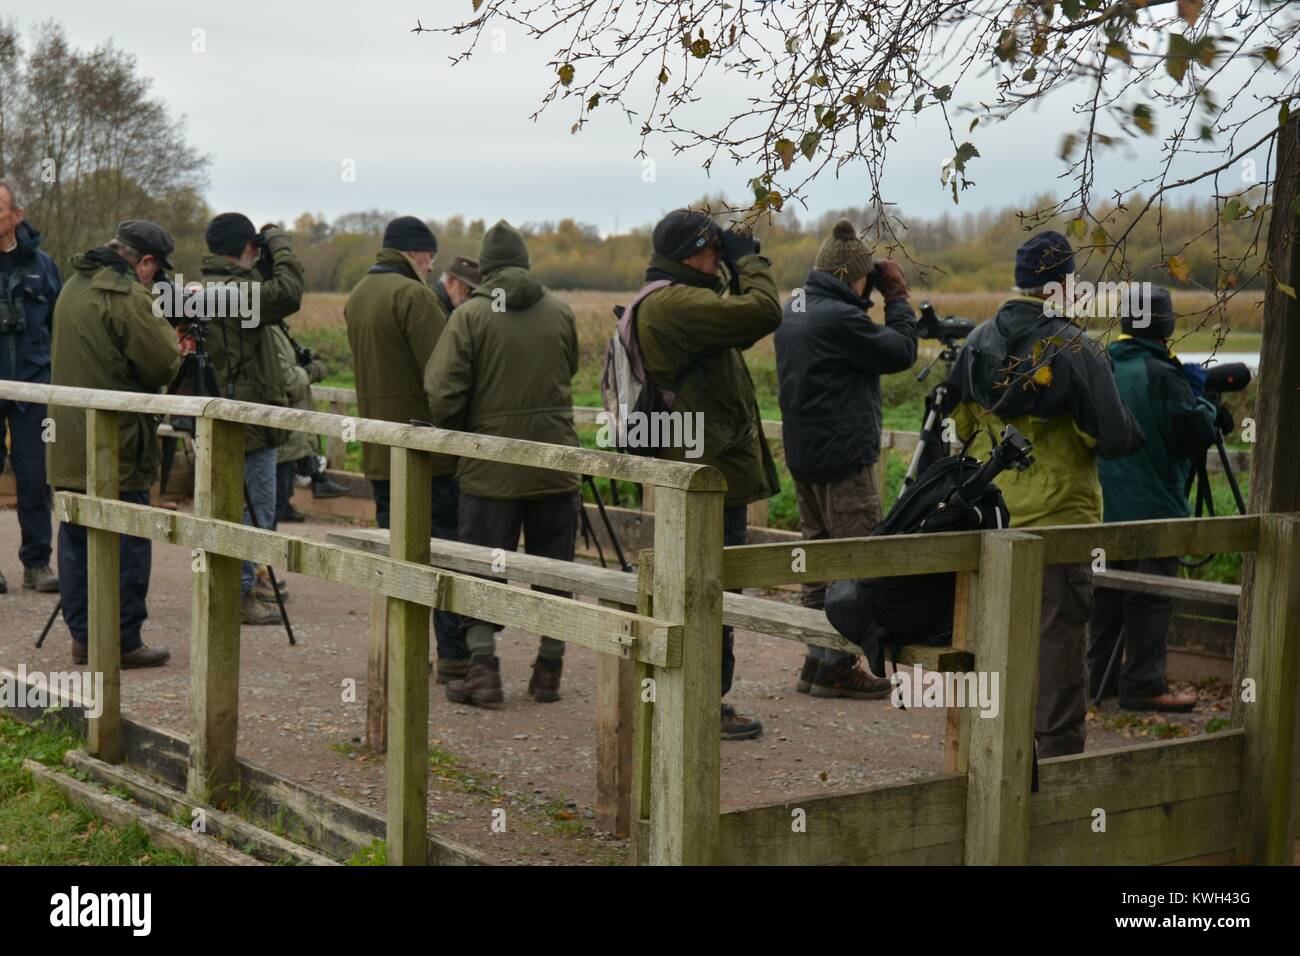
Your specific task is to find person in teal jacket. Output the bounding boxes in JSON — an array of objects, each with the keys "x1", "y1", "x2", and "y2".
[{"x1": 1089, "y1": 286, "x2": 1216, "y2": 713}]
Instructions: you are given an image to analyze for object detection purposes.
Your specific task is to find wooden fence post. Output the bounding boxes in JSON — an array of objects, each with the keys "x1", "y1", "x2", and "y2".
[
  {"x1": 595, "y1": 597, "x2": 636, "y2": 837},
  {"x1": 964, "y1": 530, "x2": 1043, "y2": 865},
  {"x1": 630, "y1": 550, "x2": 655, "y2": 865},
  {"x1": 648, "y1": 483, "x2": 724, "y2": 865},
  {"x1": 1235, "y1": 513, "x2": 1300, "y2": 864},
  {"x1": 365, "y1": 591, "x2": 389, "y2": 754},
  {"x1": 85, "y1": 409, "x2": 121, "y2": 763},
  {"x1": 943, "y1": 569, "x2": 977, "y2": 774},
  {"x1": 188, "y1": 417, "x2": 245, "y2": 806},
  {"x1": 386, "y1": 446, "x2": 433, "y2": 866}
]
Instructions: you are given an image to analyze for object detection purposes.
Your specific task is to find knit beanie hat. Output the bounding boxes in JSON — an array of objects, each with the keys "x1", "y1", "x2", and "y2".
[
  {"x1": 652, "y1": 209, "x2": 722, "y2": 261},
  {"x1": 814, "y1": 219, "x2": 873, "y2": 283},
  {"x1": 382, "y1": 216, "x2": 438, "y2": 254},
  {"x1": 478, "y1": 220, "x2": 530, "y2": 274},
  {"x1": 1015, "y1": 230, "x2": 1075, "y2": 289},
  {"x1": 1121, "y1": 285, "x2": 1176, "y2": 340},
  {"x1": 205, "y1": 212, "x2": 258, "y2": 257}
]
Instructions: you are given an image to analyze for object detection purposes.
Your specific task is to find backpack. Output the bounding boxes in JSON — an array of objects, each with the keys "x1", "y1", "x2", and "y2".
[
  {"x1": 599, "y1": 279, "x2": 674, "y2": 455},
  {"x1": 956, "y1": 311, "x2": 1085, "y2": 419},
  {"x1": 824, "y1": 426, "x2": 1033, "y2": 657}
]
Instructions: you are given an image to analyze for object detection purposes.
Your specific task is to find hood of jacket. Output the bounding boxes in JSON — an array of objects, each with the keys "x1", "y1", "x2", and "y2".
[
  {"x1": 804, "y1": 269, "x2": 867, "y2": 308},
  {"x1": 199, "y1": 252, "x2": 256, "y2": 279},
  {"x1": 472, "y1": 265, "x2": 545, "y2": 310},
  {"x1": 372, "y1": 247, "x2": 422, "y2": 282},
  {"x1": 72, "y1": 247, "x2": 134, "y2": 280},
  {"x1": 645, "y1": 253, "x2": 724, "y2": 291},
  {"x1": 11, "y1": 221, "x2": 43, "y2": 263}
]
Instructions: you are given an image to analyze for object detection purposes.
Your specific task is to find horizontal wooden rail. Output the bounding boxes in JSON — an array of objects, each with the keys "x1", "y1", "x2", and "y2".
[
  {"x1": 1093, "y1": 569, "x2": 1242, "y2": 607},
  {"x1": 721, "y1": 515, "x2": 1261, "y2": 590},
  {"x1": 55, "y1": 493, "x2": 681, "y2": 667},
  {"x1": 326, "y1": 528, "x2": 971, "y2": 672},
  {"x1": 0, "y1": 381, "x2": 720, "y2": 493}
]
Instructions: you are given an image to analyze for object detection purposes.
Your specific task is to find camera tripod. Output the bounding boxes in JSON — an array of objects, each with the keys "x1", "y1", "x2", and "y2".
[{"x1": 903, "y1": 303, "x2": 975, "y2": 487}]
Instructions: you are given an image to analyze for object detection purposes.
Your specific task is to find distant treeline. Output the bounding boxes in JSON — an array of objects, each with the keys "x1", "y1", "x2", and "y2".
[{"x1": 285, "y1": 191, "x2": 1269, "y2": 295}]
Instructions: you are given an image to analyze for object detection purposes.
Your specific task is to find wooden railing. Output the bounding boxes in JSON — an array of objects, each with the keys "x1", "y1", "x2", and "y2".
[{"x1": 3, "y1": 378, "x2": 1292, "y2": 866}]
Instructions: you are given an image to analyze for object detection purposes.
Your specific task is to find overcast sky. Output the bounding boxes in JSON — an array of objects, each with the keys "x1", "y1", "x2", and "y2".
[{"x1": 23, "y1": 1, "x2": 1276, "y2": 235}]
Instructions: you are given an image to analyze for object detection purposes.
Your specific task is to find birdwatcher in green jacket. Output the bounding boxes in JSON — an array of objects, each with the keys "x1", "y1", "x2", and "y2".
[
  {"x1": 199, "y1": 212, "x2": 305, "y2": 627},
  {"x1": 345, "y1": 216, "x2": 474, "y2": 679},
  {"x1": 425, "y1": 220, "x2": 581, "y2": 708},
  {"x1": 634, "y1": 208, "x2": 784, "y2": 742},
  {"x1": 48, "y1": 220, "x2": 180, "y2": 669},
  {"x1": 1089, "y1": 286, "x2": 1216, "y2": 715}
]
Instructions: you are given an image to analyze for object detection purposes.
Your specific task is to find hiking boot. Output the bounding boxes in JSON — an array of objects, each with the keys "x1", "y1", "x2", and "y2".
[
  {"x1": 278, "y1": 505, "x2": 307, "y2": 523},
  {"x1": 312, "y1": 476, "x2": 349, "y2": 499},
  {"x1": 528, "y1": 656, "x2": 564, "y2": 703},
  {"x1": 71, "y1": 643, "x2": 171, "y2": 668},
  {"x1": 721, "y1": 703, "x2": 763, "y2": 741},
  {"x1": 446, "y1": 655, "x2": 504, "y2": 707},
  {"x1": 22, "y1": 565, "x2": 59, "y2": 592},
  {"x1": 810, "y1": 657, "x2": 892, "y2": 700},
  {"x1": 241, "y1": 592, "x2": 283, "y2": 625},
  {"x1": 122, "y1": 645, "x2": 171, "y2": 668},
  {"x1": 435, "y1": 658, "x2": 471, "y2": 685},
  {"x1": 795, "y1": 655, "x2": 818, "y2": 694},
  {"x1": 1120, "y1": 691, "x2": 1197, "y2": 713},
  {"x1": 253, "y1": 580, "x2": 290, "y2": 604}
]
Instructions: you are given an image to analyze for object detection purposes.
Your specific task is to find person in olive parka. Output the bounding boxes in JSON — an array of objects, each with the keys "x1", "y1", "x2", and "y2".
[
  {"x1": 345, "y1": 216, "x2": 471, "y2": 681},
  {"x1": 425, "y1": 220, "x2": 581, "y2": 707},
  {"x1": 200, "y1": 212, "x2": 305, "y2": 626},
  {"x1": 48, "y1": 220, "x2": 181, "y2": 668},
  {"x1": 635, "y1": 209, "x2": 783, "y2": 741}
]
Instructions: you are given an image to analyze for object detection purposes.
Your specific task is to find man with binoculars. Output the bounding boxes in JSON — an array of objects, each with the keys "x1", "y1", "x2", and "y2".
[
  {"x1": 634, "y1": 208, "x2": 782, "y2": 740},
  {"x1": 200, "y1": 212, "x2": 306, "y2": 625},
  {"x1": 1088, "y1": 286, "x2": 1218, "y2": 713}
]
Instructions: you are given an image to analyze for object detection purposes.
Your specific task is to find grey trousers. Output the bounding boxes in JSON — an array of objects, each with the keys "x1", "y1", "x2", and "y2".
[
  {"x1": 795, "y1": 465, "x2": 881, "y2": 663},
  {"x1": 1037, "y1": 563, "x2": 1092, "y2": 758},
  {"x1": 1086, "y1": 556, "x2": 1177, "y2": 703}
]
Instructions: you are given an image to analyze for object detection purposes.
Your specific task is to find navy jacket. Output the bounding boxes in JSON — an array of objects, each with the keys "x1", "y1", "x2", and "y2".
[
  {"x1": 775, "y1": 270, "x2": 918, "y2": 484},
  {"x1": 0, "y1": 222, "x2": 62, "y2": 384}
]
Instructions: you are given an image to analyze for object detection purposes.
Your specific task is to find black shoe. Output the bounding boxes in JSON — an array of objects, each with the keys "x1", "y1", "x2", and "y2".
[
  {"x1": 278, "y1": 506, "x2": 307, "y2": 523},
  {"x1": 796, "y1": 655, "x2": 818, "y2": 694},
  {"x1": 312, "y1": 477, "x2": 348, "y2": 499},
  {"x1": 721, "y1": 703, "x2": 763, "y2": 741}
]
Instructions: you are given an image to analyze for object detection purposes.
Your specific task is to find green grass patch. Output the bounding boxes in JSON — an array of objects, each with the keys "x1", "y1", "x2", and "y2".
[{"x1": 0, "y1": 715, "x2": 191, "y2": 866}]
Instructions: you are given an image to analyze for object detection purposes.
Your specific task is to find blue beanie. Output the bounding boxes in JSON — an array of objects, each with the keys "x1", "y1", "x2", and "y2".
[{"x1": 1015, "y1": 231, "x2": 1075, "y2": 289}]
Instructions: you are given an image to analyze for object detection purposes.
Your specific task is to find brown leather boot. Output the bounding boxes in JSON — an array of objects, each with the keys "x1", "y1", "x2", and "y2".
[
  {"x1": 435, "y1": 658, "x2": 471, "y2": 685},
  {"x1": 795, "y1": 655, "x2": 818, "y2": 694},
  {"x1": 445, "y1": 655, "x2": 503, "y2": 707},
  {"x1": 721, "y1": 703, "x2": 763, "y2": 741},
  {"x1": 810, "y1": 656, "x2": 891, "y2": 700},
  {"x1": 528, "y1": 656, "x2": 564, "y2": 703},
  {"x1": 1120, "y1": 690, "x2": 1197, "y2": 713}
]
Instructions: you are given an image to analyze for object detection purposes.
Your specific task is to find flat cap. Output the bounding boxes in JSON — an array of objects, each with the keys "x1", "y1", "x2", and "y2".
[
  {"x1": 446, "y1": 255, "x2": 481, "y2": 289},
  {"x1": 116, "y1": 220, "x2": 176, "y2": 271}
]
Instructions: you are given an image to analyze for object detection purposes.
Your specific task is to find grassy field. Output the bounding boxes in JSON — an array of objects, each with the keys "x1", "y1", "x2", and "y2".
[{"x1": 0, "y1": 715, "x2": 191, "y2": 865}]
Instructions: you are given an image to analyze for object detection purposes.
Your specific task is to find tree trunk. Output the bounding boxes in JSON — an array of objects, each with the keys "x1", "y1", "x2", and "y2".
[{"x1": 1232, "y1": 116, "x2": 1300, "y2": 728}]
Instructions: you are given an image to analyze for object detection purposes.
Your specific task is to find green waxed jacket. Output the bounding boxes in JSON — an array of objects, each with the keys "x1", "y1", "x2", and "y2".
[
  {"x1": 270, "y1": 324, "x2": 317, "y2": 465},
  {"x1": 635, "y1": 254, "x2": 782, "y2": 507},
  {"x1": 200, "y1": 232, "x2": 305, "y2": 453},
  {"x1": 47, "y1": 250, "x2": 181, "y2": 492},
  {"x1": 344, "y1": 249, "x2": 454, "y2": 480},
  {"x1": 424, "y1": 265, "x2": 580, "y2": 500}
]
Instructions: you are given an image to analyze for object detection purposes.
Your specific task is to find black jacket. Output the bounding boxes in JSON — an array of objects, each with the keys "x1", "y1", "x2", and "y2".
[
  {"x1": 775, "y1": 271, "x2": 918, "y2": 484},
  {"x1": 0, "y1": 222, "x2": 62, "y2": 384}
]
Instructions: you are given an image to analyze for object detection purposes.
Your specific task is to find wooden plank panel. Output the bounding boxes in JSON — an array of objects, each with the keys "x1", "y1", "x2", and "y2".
[
  {"x1": 964, "y1": 531, "x2": 1043, "y2": 865},
  {"x1": 718, "y1": 774, "x2": 967, "y2": 866},
  {"x1": 1093, "y1": 568, "x2": 1241, "y2": 607},
  {"x1": 1032, "y1": 732, "x2": 1243, "y2": 826},
  {"x1": 365, "y1": 591, "x2": 389, "y2": 754},
  {"x1": 84, "y1": 408, "x2": 121, "y2": 764},
  {"x1": 187, "y1": 417, "x2": 245, "y2": 807},
  {"x1": 1236, "y1": 514, "x2": 1300, "y2": 864},
  {"x1": 386, "y1": 447, "x2": 433, "y2": 866},
  {"x1": 1030, "y1": 792, "x2": 1238, "y2": 866}
]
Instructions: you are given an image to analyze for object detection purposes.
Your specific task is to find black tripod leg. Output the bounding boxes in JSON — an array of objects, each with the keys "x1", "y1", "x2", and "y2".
[
  {"x1": 578, "y1": 484, "x2": 608, "y2": 569},
  {"x1": 35, "y1": 600, "x2": 63, "y2": 649},
  {"x1": 586, "y1": 475, "x2": 630, "y2": 573},
  {"x1": 243, "y1": 487, "x2": 295, "y2": 646},
  {"x1": 1092, "y1": 630, "x2": 1124, "y2": 709},
  {"x1": 1215, "y1": 431, "x2": 1247, "y2": 515}
]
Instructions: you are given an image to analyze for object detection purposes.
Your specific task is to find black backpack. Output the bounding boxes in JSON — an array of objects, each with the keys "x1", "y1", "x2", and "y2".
[{"x1": 825, "y1": 426, "x2": 1034, "y2": 660}]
